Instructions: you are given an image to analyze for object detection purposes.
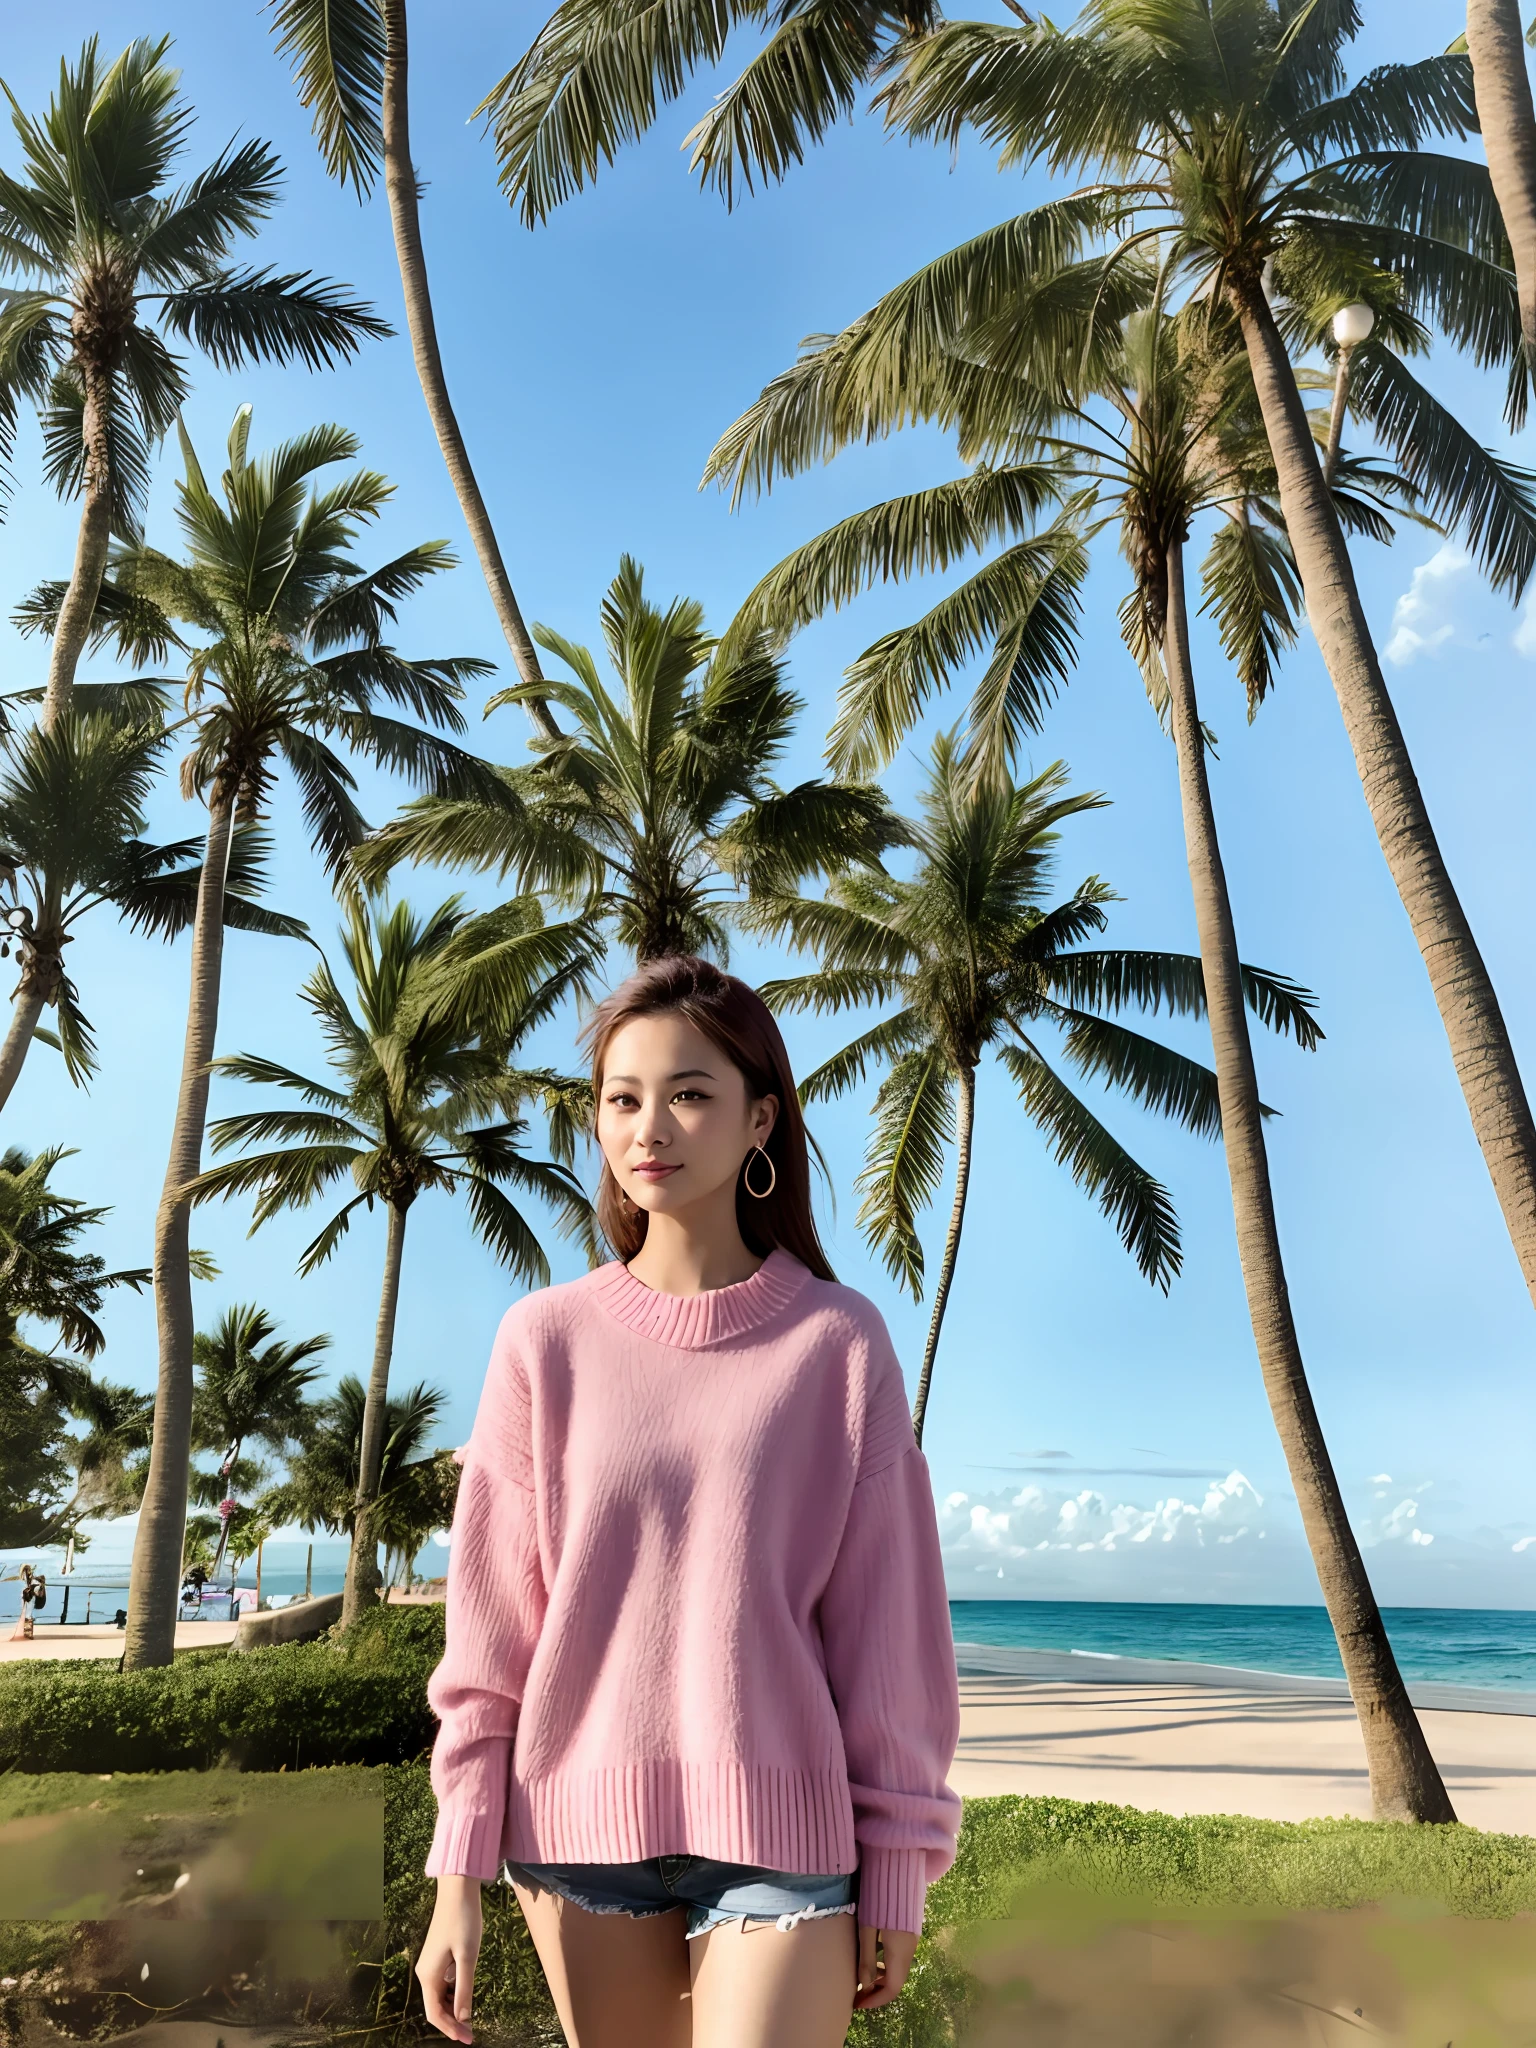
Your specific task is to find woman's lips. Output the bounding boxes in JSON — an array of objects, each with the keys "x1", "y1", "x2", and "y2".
[{"x1": 632, "y1": 1162, "x2": 681, "y2": 1180}]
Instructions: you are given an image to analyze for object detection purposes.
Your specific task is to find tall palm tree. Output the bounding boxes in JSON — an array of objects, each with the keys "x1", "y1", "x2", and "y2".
[
  {"x1": 191, "y1": 1305, "x2": 330, "y2": 1581},
  {"x1": 873, "y1": 0, "x2": 1536, "y2": 1326},
  {"x1": 714, "y1": 284, "x2": 1458, "y2": 1821},
  {"x1": 40, "y1": 405, "x2": 506, "y2": 1669},
  {"x1": 260, "y1": 1372, "x2": 454, "y2": 1588},
  {"x1": 270, "y1": 0, "x2": 557, "y2": 736},
  {"x1": 753, "y1": 735, "x2": 1316, "y2": 1428},
  {"x1": 490, "y1": 0, "x2": 1536, "y2": 1327},
  {"x1": 1462, "y1": 4, "x2": 1536, "y2": 372},
  {"x1": 0, "y1": 36, "x2": 388, "y2": 728},
  {"x1": 0, "y1": 704, "x2": 305, "y2": 1112},
  {"x1": 189, "y1": 892, "x2": 597, "y2": 1624},
  {"x1": 356, "y1": 555, "x2": 896, "y2": 962}
]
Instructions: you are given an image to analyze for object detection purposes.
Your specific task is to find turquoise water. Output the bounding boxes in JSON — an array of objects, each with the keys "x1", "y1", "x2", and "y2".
[{"x1": 949, "y1": 1600, "x2": 1536, "y2": 1692}]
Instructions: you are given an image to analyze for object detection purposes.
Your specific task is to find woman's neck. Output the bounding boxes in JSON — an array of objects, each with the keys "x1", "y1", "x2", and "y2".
[{"x1": 625, "y1": 1209, "x2": 764, "y2": 1297}]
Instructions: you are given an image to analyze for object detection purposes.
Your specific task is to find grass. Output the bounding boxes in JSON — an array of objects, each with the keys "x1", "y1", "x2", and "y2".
[{"x1": 7, "y1": 1766, "x2": 1532, "y2": 2046}]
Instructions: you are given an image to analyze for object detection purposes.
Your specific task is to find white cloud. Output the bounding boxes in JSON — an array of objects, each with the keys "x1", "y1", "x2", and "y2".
[
  {"x1": 938, "y1": 1471, "x2": 1295, "y2": 1599},
  {"x1": 1384, "y1": 546, "x2": 1474, "y2": 665},
  {"x1": 1383, "y1": 543, "x2": 1536, "y2": 670}
]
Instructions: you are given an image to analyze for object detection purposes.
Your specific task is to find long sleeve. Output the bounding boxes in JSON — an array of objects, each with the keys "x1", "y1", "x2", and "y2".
[
  {"x1": 818, "y1": 1337, "x2": 962, "y2": 1937},
  {"x1": 425, "y1": 1318, "x2": 546, "y2": 1881}
]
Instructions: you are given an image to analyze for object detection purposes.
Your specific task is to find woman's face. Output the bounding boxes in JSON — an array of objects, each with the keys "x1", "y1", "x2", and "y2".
[{"x1": 596, "y1": 1012, "x2": 778, "y2": 1227}]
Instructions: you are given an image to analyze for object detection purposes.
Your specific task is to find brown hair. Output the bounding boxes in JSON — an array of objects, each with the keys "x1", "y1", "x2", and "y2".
[{"x1": 579, "y1": 955, "x2": 835, "y2": 1281}]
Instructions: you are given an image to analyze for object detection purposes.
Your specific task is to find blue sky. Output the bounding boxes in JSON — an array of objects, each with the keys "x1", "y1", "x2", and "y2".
[{"x1": 3, "y1": 0, "x2": 1532, "y2": 1607}]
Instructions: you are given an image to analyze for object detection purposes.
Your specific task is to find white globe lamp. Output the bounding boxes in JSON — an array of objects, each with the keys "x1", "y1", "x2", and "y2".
[{"x1": 1331, "y1": 302, "x2": 1376, "y2": 348}]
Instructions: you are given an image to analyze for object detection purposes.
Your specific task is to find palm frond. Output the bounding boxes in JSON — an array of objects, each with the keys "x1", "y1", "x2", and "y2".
[
  {"x1": 998, "y1": 1038, "x2": 1181, "y2": 1290},
  {"x1": 854, "y1": 1043, "x2": 953, "y2": 1301},
  {"x1": 271, "y1": 0, "x2": 387, "y2": 196},
  {"x1": 157, "y1": 265, "x2": 391, "y2": 369},
  {"x1": 829, "y1": 520, "x2": 1091, "y2": 778}
]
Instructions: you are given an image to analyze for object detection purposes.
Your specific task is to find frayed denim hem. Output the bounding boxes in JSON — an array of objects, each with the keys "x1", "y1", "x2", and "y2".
[
  {"x1": 503, "y1": 1870, "x2": 680, "y2": 1920},
  {"x1": 685, "y1": 1900, "x2": 858, "y2": 1940}
]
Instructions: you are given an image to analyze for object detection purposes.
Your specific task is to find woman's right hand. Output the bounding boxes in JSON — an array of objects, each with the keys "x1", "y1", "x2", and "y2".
[{"x1": 416, "y1": 1873, "x2": 483, "y2": 2042}]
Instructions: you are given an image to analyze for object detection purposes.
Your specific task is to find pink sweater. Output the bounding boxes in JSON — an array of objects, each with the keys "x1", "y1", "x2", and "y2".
[{"x1": 424, "y1": 1248, "x2": 962, "y2": 1935}]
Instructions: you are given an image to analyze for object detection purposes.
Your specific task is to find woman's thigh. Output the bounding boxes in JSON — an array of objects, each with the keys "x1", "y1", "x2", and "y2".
[
  {"x1": 506, "y1": 1877, "x2": 693, "y2": 2048},
  {"x1": 687, "y1": 1907, "x2": 858, "y2": 2048}
]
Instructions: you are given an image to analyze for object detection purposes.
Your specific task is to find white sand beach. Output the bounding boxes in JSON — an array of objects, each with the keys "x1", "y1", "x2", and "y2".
[
  {"x1": 4, "y1": 1625, "x2": 1530, "y2": 1837},
  {"x1": 951, "y1": 1670, "x2": 1536, "y2": 1834}
]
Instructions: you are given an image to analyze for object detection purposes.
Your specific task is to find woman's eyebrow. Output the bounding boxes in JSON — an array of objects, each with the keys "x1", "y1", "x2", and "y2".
[{"x1": 603, "y1": 1068, "x2": 717, "y2": 1085}]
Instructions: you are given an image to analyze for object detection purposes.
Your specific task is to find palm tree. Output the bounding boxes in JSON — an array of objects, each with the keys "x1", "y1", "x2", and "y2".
[
  {"x1": 49, "y1": 1376, "x2": 155, "y2": 1540},
  {"x1": 714, "y1": 284, "x2": 1458, "y2": 1822},
  {"x1": 270, "y1": 0, "x2": 560, "y2": 736},
  {"x1": 357, "y1": 555, "x2": 896, "y2": 963},
  {"x1": 39, "y1": 406, "x2": 506, "y2": 1669},
  {"x1": 189, "y1": 892, "x2": 597, "y2": 1624},
  {"x1": 0, "y1": 704, "x2": 305, "y2": 1113},
  {"x1": 754, "y1": 735, "x2": 1315, "y2": 1426},
  {"x1": 872, "y1": 0, "x2": 1536, "y2": 1326},
  {"x1": 0, "y1": 36, "x2": 388, "y2": 728},
  {"x1": 1463, "y1": 5, "x2": 1536, "y2": 372},
  {"x1": 191, "y1": 1305, "x2": 330, "y2": 1582},
  {"x1": 493, "y1": 0, "x2": 1536, "y2": 1327},
  {"x1": 261, "y1": 1373, "x2": 454, "y2": 1591},
  {"x1": 0, "y1": 1145, "x2": 149, "y2": 1547}
]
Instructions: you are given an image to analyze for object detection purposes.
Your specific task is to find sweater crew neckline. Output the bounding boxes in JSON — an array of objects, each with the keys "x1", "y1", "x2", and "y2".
[{"x1": 593, "y1": 1245, "x2": 811, "y2": 1348}]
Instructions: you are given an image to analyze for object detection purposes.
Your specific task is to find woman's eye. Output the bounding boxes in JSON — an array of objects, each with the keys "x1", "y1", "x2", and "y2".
[
  {"x1": 606, "y1": 1092, "x2": 638, "y2": 1109},
  {"x1": 672, "y1": 1089, "x2": 708, "y2": 1103}
]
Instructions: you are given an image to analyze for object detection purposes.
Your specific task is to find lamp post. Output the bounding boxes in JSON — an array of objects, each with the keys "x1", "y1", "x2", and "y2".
[{"x1": 1324, "y1": 302, "x2": 1376, "y2": 486}]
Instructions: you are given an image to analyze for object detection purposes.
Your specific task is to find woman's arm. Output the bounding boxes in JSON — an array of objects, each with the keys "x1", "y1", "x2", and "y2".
[
  {"x1": 819, "y1": 1436, "x2": 964, "y2": 1937},
  {"x1": 425, "y1": 1320, "x2": 546, "y2": 1879}
]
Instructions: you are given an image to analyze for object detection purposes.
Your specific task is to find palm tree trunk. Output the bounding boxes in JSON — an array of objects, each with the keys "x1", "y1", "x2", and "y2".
[
  {"x1": 122, "y1": 788, "x2": 237, "y2": 1670},
  {"x1": 1234, "y1": 280, "x2": 1536, "y2": 1316},
  {"x1": 1163, "y1": 538, "x2": 1453, "y2": 1822},
  {"x1": 911, "y1": 1061, "x2": 975, "y2": 1450},
  {"x1": 43, "y1": 361, "x2": 115, "y2": 733},
  {"x1": 1322, "y1": 345, "x2": 1355, "y2": 487},
  {"x1": 343, "y1": 1198, "x2": 409, "y2": 1626},
  {"x1": 378, "y1": 0, "x2": 557, "y2": 741},
  {"x1": 0, "y1": 982, "x2": 50, "y2": 1114},
  {"x1": 1466, "y1": 0, "x2": 1536, "y2": 367}
]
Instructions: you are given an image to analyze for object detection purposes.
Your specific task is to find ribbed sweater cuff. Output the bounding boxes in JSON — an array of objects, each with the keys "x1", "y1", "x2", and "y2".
[
  {"x1": 424, "y1": 1809, "x2": 504, "y2": 1883},
  {"x1": 858, "y1": 1846, "x2": 929, "y2": 1935}
]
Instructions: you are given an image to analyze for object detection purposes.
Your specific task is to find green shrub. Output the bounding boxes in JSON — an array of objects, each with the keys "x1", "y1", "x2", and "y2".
[{"x1": 0, "y1": 1603, "x2": 442, "y2": 1774}]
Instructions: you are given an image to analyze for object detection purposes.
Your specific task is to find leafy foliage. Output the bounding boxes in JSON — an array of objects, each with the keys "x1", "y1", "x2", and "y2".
[
  {"x1": 0, "y1": 1146, "x2": 149, "y2": 1547},
  {"x1": 359, "y1": 555, "x2": 897, "y2": 963},
  {"x1": 191, "y1": 892, "x2": 598, "y2": 1285},
  {"x1": 22, "y1": 406, "x2": 504, "y2": 885},
  {"x1": 752, "y1": 738, "x2": 1305, "y2": 1303},
  {"x1": 0, "y1": 36, "x2": 387, "y2": 529},
  {"x1": 0, "y1": 708, "x2": 303, "y2": 1087}
]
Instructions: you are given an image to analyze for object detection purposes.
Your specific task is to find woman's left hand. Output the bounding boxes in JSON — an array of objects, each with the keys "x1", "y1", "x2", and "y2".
[{"x1": 853, "y1": 1922, "x2": 918, "y2": 2009}]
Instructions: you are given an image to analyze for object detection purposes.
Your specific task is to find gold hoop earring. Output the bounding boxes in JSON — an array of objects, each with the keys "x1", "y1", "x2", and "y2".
[{"x1": 743, "y1": 1145, "x2": 777, "y2": 1199}]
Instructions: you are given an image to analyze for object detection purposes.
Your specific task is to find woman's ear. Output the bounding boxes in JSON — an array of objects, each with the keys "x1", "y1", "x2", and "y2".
[{"x1": 752, "y1": 1093, "x2": 780, "y2": 1144}]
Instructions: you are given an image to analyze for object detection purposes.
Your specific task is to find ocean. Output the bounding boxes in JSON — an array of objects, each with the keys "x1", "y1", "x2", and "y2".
[
  {"x1": 6, "y1": 1550, "x2": 1532, "y2": 1695},
  {"x1": 948, "y1": 1599, "x2": 1536, "y2": 1693}
]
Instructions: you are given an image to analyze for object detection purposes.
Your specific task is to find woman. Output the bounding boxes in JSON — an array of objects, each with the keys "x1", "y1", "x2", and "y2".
[{"x1": 415, "y1": 957, "x2": 962, "y2": 2047}]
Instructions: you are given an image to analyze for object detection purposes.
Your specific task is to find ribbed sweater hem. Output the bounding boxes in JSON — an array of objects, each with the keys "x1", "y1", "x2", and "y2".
[
  {"x1": 506, "y1": 1760, "x2": 858, "y2": 1871},
  {"x1": 426, "y1": 1765, "x2": 940, "y2": 1934}
]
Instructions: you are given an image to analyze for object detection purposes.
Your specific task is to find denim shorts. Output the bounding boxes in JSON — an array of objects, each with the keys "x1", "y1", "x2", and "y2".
[{"x1": 502, "y1": 1852, "x2": 858, "y2": 1940}]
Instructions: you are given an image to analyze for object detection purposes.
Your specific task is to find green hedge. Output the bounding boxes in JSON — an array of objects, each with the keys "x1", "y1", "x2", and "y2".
[{"x1": 0, "y1": 1604, "x2": 443, "y2": 1773}]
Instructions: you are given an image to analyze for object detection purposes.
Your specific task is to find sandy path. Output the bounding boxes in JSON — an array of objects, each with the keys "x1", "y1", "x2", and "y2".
[{"x1": 950, "y1": 1673, "x2": 1536, "y2": 1834}]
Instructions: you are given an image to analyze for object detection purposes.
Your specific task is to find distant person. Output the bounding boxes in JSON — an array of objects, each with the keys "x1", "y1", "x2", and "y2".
[
  {"x1": 179, "y1": 1564, "x2": 210, "y2": 1614},
  {"x1": 8, "y1": 1564, "x2": 42, "y2": 1641},
  {"x1": 414, "y1": 958, "x2": 961, "y2": 2047}
]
